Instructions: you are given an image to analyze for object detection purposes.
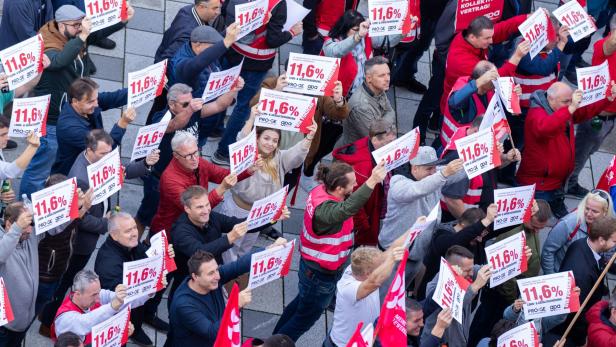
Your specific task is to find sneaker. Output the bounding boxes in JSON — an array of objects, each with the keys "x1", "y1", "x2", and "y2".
[
  {"x1": 299, "y1": 171, "x2": 319, "y2": 192},
  {"x1": 567, "y1": 183, "x2": 589, "y2": 198},
  {"x1": 144, "y1": 316, "x2": 169, "y2": 332},
  {"x1": 130, "y1": 328, "x2": 154, "y2": 347},
  {"x1": 38, "y1": 323, "x2": 51, "y2": 338},
  {"x1": 393, "y1": 77, "x2": 427, "y2": 94},
  {"x1": 211, "y1": 151, "x2": 230, "y2": 166},
  {"x1": 208, "y1": 128, "x2": 224, "y2": 139},
  {"x1": 261, "y1": 226, "x2": 282, "y2": 240},
  {"x1": 91, "y1": 37, "x2": 116, "y2": 50},
  {"x1": 575, "y1": 59, "x2": 590, "y2": 68},
  {"x1": 427, "y1": 114, "x2": 441, "y2": 134}
]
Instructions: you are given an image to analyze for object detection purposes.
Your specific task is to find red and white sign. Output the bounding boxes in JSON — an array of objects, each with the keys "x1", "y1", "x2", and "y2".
[
  {"x1": 480, "y1": 95, "x2": 511, "y2": 142},
  {"x1": 495, "y1": 77, "x2": 521, "y2": 114},
  {"x1": 493, "y1": 184, "x2": 536, "y2": 230},
  {"x1": 371, "y1": 127, "x2": 420, "y2": 172},
  {"x1": 146, "y1": 230, "x2": 177, "y2": 273},
  {"x1": 202, "y1": 61, "x2": 243, "y2": 102},
  {"x1": 91, "y1": 306, "x2": 131, "y2": 347},
  {"x1": 517, "y1": 271, "x2": 580, "y2": 319},
  {"x1": 247, "y1": 240, "x2": 295, "y2": 289},
  {"x1": 0, "y1": 278, "x2": 14, "y2": 327},
  {"x1": 246, "y1": 185, "x2": 287, "y2": 230},
  {"x1": 213, "y1": 283, "x2": 241, "y2": 347},
  {"x1": 255, "y1": 88, "x2": 317, "y2": 134},
  {"x1": 518, "y1": 10, "x2": 550, "y2": 59},
  {"x1": 9, "y1": 94, "x2": 50, "y2": 137},
  {"x1": 553, "y1": 0, "x2": 596, "y2": 42},
  {"x1": 123, "y1": 254, "x2": 164, "y2": 303},
  {"x1": 346, "y1": 322, "x2": 374, "y2": 347},
  {"x1": 235, "y1": 0, "x2": 268, "y2": 40},
  {"x1": 229, "y1": 127, "x2": 257, "y2": 175},
  {"x1": 368, "y1": 0, "x2": 413, "y2": 36},
  {"x1": 597, "y1": 154, "x2": 616, "y2": 192},
  {"x1": 577, "y1": 60, "x2": 610, "y2": 107},
  {"x1": 376, "y1": 249, "x2": 409, "y2": 347},
  {"x1": 0, "y1": 34, "x2": 44, "y2": 90},
  {"x1": 31, "y1": 177, "x2": 79, "y2": 235},
  {"x1": 87, "y1": 148, "x2": 123, "y2": 205},
  {"x1": 403, "y1": 203, "x2": 439, "y2": 249},
  {"x1": 497, "y1": 322, "x2": 540, "y2": 347},
  {"x1": 130, "y1": 119, "x2": 169, "y2": 161},
  {"x1": 432, "y1": 257, "x2": 471, "y2": 324},
  {"x1": 455, "y1": 127, "x2": 501, "y2": 179},
  {"x1": 127, "y1": 60, "x2": 167, "y2": 109},
  {"x1": 485, "y1": 231, "x2": 528, "y2": 287},
  {"x1": 284, "y1": 53, "x2": 340, "y2": 96},
  {"x1": 455, "y1": 0, "x2": 503, "y2": 32},
  {"x1": 85, "y1": 0, "x2": 128, "y2": 32}
]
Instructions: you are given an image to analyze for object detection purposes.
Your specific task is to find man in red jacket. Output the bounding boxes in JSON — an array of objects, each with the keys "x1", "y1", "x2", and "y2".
[
  {"x1": 441, "y1": 15, "x2": 530, "y2": 116},
  {"x1": 332, "y1": 118, "x2": 397, "y2": 246},
  {"x1": 587, "y1": 298, "x2": 616, "y2": 347},
  {"x1": 517, "y1": 82, "x2": 616, "y2": 218}
]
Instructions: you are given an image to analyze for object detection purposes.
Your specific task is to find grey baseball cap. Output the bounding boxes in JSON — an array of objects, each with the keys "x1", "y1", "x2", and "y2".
[
  {"x1": 190, "y1": 26, "x2": 223, "y2": 43},
  {"x1": 55, "y1": 5, "x2": 86, "y2": 22},
  {"x1": 410, "y1": 146, "x2": 445, "y2": 166}
]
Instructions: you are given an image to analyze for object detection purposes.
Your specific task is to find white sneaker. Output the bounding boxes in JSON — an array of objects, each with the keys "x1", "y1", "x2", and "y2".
[{"x1": 299, "y1": 171, "x2": 319, "y2": 192}]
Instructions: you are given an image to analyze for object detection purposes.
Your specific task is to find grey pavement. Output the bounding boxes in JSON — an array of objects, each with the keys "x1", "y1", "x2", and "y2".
[{"x1": 1, "y1": 0, "x2": 616, "y2": 345}]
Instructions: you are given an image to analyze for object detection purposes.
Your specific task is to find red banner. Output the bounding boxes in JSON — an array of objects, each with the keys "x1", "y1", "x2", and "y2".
[{"x1": 455, "y1": 0, "x2": 504, "y2": 32}]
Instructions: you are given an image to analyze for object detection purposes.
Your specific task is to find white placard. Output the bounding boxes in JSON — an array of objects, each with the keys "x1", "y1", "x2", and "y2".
[
  {"x1": 432, "y1": 257, "x2": 470, "y2": 324},
  {"x1": 553, "y1": 1, "x2": 596, "y2": 42},
  {"x1": 235, "y1": 0, "x2": 268, "y2": 40},
  {"x1": 496, "y1": 322, "x2": 540, "y2": 347},
  {"x1": 0, "y1": 278, "x2": 14, "y2": 327},
  {"x1": 229, "y1": 127, "x2": 257, "y2": 175},
  {"x1": 127, "y1": 60, "x2": 167, "y2": 109},
  {"x1": 84, "y1": 0, "x2": 127, "y2": 32},
  {"x1": 8, "y1": 94, "x2": 50, "y2": 137},
  {"x1": 283, "y1": 0, "x2": 310, "y2": 31},
  {"x1": 255, "y1": 88, "x2": 317, "y2": 134},
  {"x1": 122, "y1": 254, "x2": 164, "y2": 303},
  {"x1": 130, "y1": 119, "x2": 169, "y2": 161},
  {"x1": 32, "y1": 177, "x2": 79, "y2": 235},
  {"x1": 201, "y1": 61, "x2": 243, "y2": 102},
  {"x1": 0, "y1": 35, "x2": 44, "y2": 90},
  {"x1": 493, "y1": 184, "x2": 536, "y2": 230},
  {"x1": 248, "y1": 240, "x2": 295, "y2": 289},
  {"x1": 246, "y1": 186, "x2": 287, "y2": 230},
  {"x1": 455, "y1": 128, "x2": 501, "y2": 179},
  {"x1": 518, "y1": 9, "x2": 549, "y2": 59},
  {"x1": 403, "y1": 203, "x2": 439, "y2": 249},
  {"x1": 146, "y1": 230, "x2": 177, "y2": 273},
  {"x1": 577, "y1": 60, "x2": 610, "y2": 107},
  {"x1": 87, "y1": 148, "x2": 123, "y2": 205},
  {"x1": 495, "y1": 77, "x2": 521, "y2": 114},
  {"x1": 368, "y1": 0, "x2": 412, "y2": 36},
  {"x1": 371, "y1": 127, "x2": 420, "y2": 172},
  {"x1": 485, "y1": 231, "x2": 527, "y2": 287},
  {"x1": 480, "y1": 94, "x2": 511, "y2": 142},
  {"x1": 91, "y1": 306, "x2": 130, "y2": 347},
  {"x1": 284, "y1": 53, "x2": 340, "y2": 96},
  {"x1": 517, "y1": 271, "x2": 580, "y2": 319}
]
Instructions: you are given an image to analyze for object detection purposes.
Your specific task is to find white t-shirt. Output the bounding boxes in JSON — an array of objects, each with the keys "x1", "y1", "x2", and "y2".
[{"x1": 329, "y1": 265, "x2": 380, "y2": 346}]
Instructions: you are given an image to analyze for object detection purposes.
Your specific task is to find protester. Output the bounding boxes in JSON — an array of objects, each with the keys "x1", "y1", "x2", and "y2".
[
  {"x1": 301, "y1": 0, "x2": 359, "y2": 55},
  {"x1": 332, "y1": 118, "x2": 397, "y2": 246},
  {"x1": 0, "y1": 118, "x2": 41, "y2": 179},
  {"x1": 542, "y1": 189, "x2": 615, "y2": 274},
  {"x1": 54, "y1": 332, "x2": 84, "y2": 347},
  {"x1": 401, "y1": 301, "x2": 453, "y2": 347},
  {"x1": 586, "y1": 295, "x2": 616, "y2": 347}
]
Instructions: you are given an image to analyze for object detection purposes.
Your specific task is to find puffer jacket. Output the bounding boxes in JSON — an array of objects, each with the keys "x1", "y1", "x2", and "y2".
[{"x1": 587, "y1": 300, "x2": 616, "y2": 347}]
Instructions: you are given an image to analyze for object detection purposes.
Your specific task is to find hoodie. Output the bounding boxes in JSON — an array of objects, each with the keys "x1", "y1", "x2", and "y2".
[{"x1": 587, "y1": 300, "x2": 616, "y2": 347}]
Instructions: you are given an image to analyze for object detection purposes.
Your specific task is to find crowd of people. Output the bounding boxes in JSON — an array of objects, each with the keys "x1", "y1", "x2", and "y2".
[{"x1": 1, "y1": 0, "x2": 616, "y2": 346}]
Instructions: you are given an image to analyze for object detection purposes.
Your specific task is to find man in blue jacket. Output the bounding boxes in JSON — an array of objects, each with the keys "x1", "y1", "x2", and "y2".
[
  {"x1": 52, "y1": 78, "x2": 135, "y2": 175},
  {"x1": 0, "y1": 0, "x2": 53, "y2": 50}
]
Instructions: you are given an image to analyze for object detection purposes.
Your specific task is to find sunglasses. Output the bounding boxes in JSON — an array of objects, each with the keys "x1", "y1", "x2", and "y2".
[{"x1": 591, "y1": 189, "x2": 610, "y2": 201}]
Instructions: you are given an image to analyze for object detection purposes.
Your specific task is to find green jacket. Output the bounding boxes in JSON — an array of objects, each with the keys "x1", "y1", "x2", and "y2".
[{"x1": 313, "y1": 184, "x2": 373, "y2": 236}]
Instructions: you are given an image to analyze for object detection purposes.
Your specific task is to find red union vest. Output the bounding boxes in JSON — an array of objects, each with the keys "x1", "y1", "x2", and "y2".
[
  {"x1": 300, "y1": 185, "x2": 354, "y2": 271},
  {"x1": 514, "y1": 54, "x2": 560, "y2": 108},
  {"x1": 321, "y1": 36, "x2": 373, "y2": 96},
  {"x1": 231, "y1": 0, "x2": 281, "y2": 60},
  {"x1": 51, "y1": 293, "x2": 102, "y2": 344},
  {"x1": 315, "y1": 0, "x2": 359, "y2": 36},
  {"x1": 440, "y1": 76, "x2": 490, "y2": 147}
]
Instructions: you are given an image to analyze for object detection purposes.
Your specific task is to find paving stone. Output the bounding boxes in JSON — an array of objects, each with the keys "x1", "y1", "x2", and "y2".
[
  {"x1": 281, "y1": 207, "x2": 303, "y2": 235},
  {"x1": 91, "y1": 54, "x2": 125, "y2": 81},
  {"x1": 392, "y1": 97, "x2": 420, "y2": 134},
  {"x1": 278, "y1": 43, "x2": 303, "y2": 69},
  {"x1": 242, "y1": 309, "x2": 279, "y2": 339},
  {"x1": 126, "y1": 29, "x2": 163, "y2": 57},
  {"x1": 100, "y1": 108, "x2": 122, "y2": 134},
  {"x1": 89, "y1": 29, "x2": 126, "y2": 59},
  {"x1": 119, "y1": 181, "x2": 145, "y2": 215},
  {"x1": 120, "y1": 123, "x2": 140, "y2": 158},
  {"x1": 245, "y1": 278, "x2": 284, "y2": 314},
  {"x1": 127, "y1": 7, "x2": 165, "y2": 33},
  {"x1": 165, "y1": 1, "x2": 188, "y2": 30},
  {"x1": 131, "y1": 0, "x2": 164, "y2": 11}
]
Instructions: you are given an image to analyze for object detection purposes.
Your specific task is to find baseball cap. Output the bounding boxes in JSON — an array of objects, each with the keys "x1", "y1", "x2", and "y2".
[
  {"x1": 190, "y1": 26, "x2": 223, "y2": 44},
  {"x1": 409, "y1": 146, "x2": 445, "y2": 166},
  {"x1": 55, "y1": 5, "x2": 86, "y2": 22}
]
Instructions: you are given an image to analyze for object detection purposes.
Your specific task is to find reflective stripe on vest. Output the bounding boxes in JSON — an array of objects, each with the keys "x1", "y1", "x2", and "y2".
[
  {"x1": 440, "y1": 76, "x2": 488, "y2": 147},
  {"x1": 51, "y1": 293, "x2": 102, "y2": 344}
]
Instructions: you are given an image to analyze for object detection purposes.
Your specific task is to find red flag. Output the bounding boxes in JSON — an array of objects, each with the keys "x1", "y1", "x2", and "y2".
[
  {"x1": 376, "y1": 250, "x2": 409, "y2": 347},
  {"x1": 597, "y1": 155, "x2": 616, "y2": 191},
  {"x1": 546, "y1": 12, "x2": 557, "y2": 42},
  {"x1": 346, "y1": 322, "x2": 368, "y2": 347},
  {"x1": 214, "y1": 283, "x2": 242, "y2": 347}
]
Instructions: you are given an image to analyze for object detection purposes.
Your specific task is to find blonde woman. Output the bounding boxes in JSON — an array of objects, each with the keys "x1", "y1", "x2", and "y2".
[
  {"x1": 541, "y1": 189, "x2": 615, "y2": 274},
  {"x1": 220, "y1": 106, "x2": 317, "y2": 264}
]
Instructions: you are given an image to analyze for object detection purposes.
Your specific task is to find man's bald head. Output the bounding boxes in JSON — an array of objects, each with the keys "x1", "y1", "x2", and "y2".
[
  {"x1": 546, "y1": 82, "x2": 573, "y2": 111},
  {"x1": 471, "y1": 60, "x2": 496, "y2": 80}
]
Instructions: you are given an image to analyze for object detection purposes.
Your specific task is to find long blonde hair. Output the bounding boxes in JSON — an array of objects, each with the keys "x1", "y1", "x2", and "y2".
[
  {"x1": 576, "y1": 189, "x2": 615, "y2": 224},
  {"x1": 257, "y1": 127, "x2": 281, "y2": 185}
]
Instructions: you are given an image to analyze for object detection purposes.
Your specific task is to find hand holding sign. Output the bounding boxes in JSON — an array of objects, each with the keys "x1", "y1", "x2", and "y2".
[
  {"x1": 84, "y1": 0, "x2": 128, "y2": 32},
  {"x1": 127, "y1": 60, "x2": 167, "y2": 109},
  {"x1": 553, "y1": 0, "x2": 596, "y2": 42},
  {"x1": 235, "y1": 0, "x2": 268, "y2": 40},
  {"x1": 130, "y1": 119, "x2": 169, "y2": 161},
  {"x1": 518, "y1": 10, "x2": 549, "y2": 59},
  {"x1": 516, "y1": 271, "x2": 580, "y2": 319},
  {"x1": 122, "y1": 255, "x2": 164, "y2": 303},
  {"x1": 9, "y1": 95, "x2": 50, "y2": 137},
  {"x1": 368, "y1": 0, "x2": 413, "y2": 36},
  {"x1": 255, "y1": 89, "x2": 317, "y2": 133},
  {"x1": 246, "y1": 186, "x2": 288, "y2": 230},
  {"x1": 433, "y1": 258, "x2": 471, "y2": 323},
  {"x1": 32, "y1": 177, "x2": 79, "y2": 235},
  {"x1": 577, "y1": 60, "x2": 610, "y2": 107},
  {"x1": 91, "y1": 306, "x2": 131, "y2": 347},
  {"x1": 283, "y1": 53, "x2": 340, "y2": 96},
  {"x1": 202, "y1": 61, "x2": 243, "y2": 102},
  {"x1": 493, "y1": 184, "x2": 535, "y2": 229},
  {"x1": 0, "y1": 35, "x2": 44, "y2": 90},
  {"x1": 371, "y1": 127, "x2": 420, "y2": 172},
  {"x1": 248, "y1": 240, "x2": 295, "y2": 289},
  {"x1": 87, "y1": 148, "x2": 122, "y2": 205},
  {"x1": 485, "y1": 232, "x2": 528, "y2": 287},
  {"x1": 229, "y1": 127, "x2": 258, "y2": 175},
  {"x1": 455, "y1": 128, "x2": 502, "y2": 179}
]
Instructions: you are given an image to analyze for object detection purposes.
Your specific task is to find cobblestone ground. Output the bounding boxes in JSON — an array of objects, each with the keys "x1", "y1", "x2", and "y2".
[{"x1": 1, "y1": 0, "x2": 615, "y2": 345}]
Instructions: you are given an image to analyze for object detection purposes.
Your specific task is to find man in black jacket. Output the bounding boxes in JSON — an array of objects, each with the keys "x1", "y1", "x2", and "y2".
[{"x1": 95, "y1": 212, "x2": 173, "y2": 346}]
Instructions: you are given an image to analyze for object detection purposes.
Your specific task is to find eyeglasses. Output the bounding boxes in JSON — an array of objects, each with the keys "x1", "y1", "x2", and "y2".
[
  {"x1": 63, "y1": 22, "x2": 82, "y2": 29},
  {"x1": 173, "y1": 100, "x2": 191, "y2": 108},
  {"x1": 174, "y1": 150, "x2": 199, "y2": 160},
  {"x1": 591, "y1": 189, "x2": 610, "y2": 201}
]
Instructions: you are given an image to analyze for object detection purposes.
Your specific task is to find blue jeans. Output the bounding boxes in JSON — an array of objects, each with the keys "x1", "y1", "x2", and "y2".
[
  {"x1": 215, "y1": 69, "x2": 268, "y2": 158},
  {"x1": 0, "y1": 327, "x2": 27, "y2": 347},
  {"x1": 198, "y1": 111, "x2": 224, "y2": 147},
  {"x1": 19, "y1": 125, "x2": 57, "y2": 198},
  {"x1": 535, "y1": 189, "x2": 568, "y2": 219},
  {"x1": 35, "y1": 280, "x2": 59, "y2": 315},
  {"x1": 136, "y1": 174, "x2": 160, "y2": 227},
  {"x1": 273, "y1": 259, "x2": 341, "y2": 341}
]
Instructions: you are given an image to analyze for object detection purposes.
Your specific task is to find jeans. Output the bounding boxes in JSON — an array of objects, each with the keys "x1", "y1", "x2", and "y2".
[
  {"x1": 35, "y1": 280, "x2": 59, "y2": 315},
  {"x1": 19, "y1": 125, "x2": 57, "y2": 198},
  {"x1": 215, "y1": 69, "x2": 268, "y2": 158},
  {"x1": 569, "y1": 117, "x2": 615, "y2": 187},
  {"x1": 273, "y1": 259, "x2": 342, "y2": 341},
  {"x1": 413, "y1": 50, "x2": 446, "y2": 144},
  {"x1": 0, "y1": 327, "x2": 26, "y2": 347},
  {"x1": 303, "y1": 36, "x2": 325, "y2": 55},
  {"x1": 136, "y1": 174, "x2": 161, "y2": 227},
  {"x1": 198, "y1": 111, "x2": 224, "y2": 147},
  {"x1": 391, "y1": 18, "x2": 437, "y2": 82},
  {"x1": 535, "y1": 188, "x2": 569, "y2": 219}
]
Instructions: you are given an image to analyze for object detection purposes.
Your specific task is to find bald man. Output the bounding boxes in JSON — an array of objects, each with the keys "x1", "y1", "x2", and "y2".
[{"x1": 517, "y1": 82, "x2": 616, "y2": 218}]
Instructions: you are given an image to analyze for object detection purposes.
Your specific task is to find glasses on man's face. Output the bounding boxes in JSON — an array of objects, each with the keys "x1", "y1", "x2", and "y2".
[
  {"x1": 175, "y1": 150, "x2": 199, "y2": 160},
  {"x1": 63, "y1": 22, "x2": 82, "y2": 29},
  {"x1": 174, "y1": 100, "x2": 191, "y2": 108}
]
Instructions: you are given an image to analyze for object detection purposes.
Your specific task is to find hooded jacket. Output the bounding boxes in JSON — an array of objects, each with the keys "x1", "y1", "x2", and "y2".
[
  {"x1": 587, "y1": 300, "x2": 616, "y2": 347},
  {"x1": 94, "y1": 237, "x2": 149, "y2": 290},
  {"x1": 516, "y1": 90, "x2": 609, "y2": 191}
]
